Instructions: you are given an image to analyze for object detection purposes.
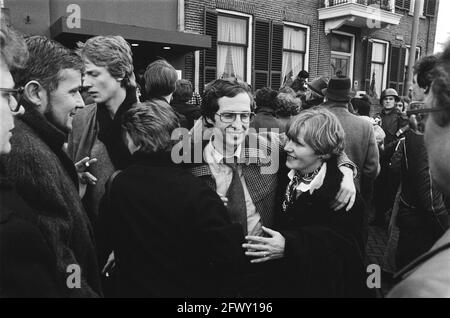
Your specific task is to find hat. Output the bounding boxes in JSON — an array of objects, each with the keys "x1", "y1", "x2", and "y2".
[
  {"x1": 307, "y1": 77, "x2": 328, "y2": 97},
  {"x1": 322, "y1": 76, "x2": 351, "y2": 102}
]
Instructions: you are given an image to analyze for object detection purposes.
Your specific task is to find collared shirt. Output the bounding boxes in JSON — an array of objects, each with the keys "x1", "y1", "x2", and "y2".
[
  {"x1": 287, "y1": 162, "x2": 327, "y2": 199},
  {"x1": 204, "y1": 139, "x2": 262, "y2": 236}
]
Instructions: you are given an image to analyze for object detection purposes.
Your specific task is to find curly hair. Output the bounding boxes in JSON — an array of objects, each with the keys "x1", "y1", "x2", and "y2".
[
  {"x1": 255, "y1": 87, "x2": 278, "y2": 110},
  {"x1": 78, "y1": 35, "x2": 136, "y2": 88},
  {"x1": 275, "y1": 92, "x2": 301, "y2": 117}
]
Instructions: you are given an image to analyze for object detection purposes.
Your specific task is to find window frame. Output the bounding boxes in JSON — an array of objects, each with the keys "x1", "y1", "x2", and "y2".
[
  {"x1": 330, "y1": 30, "x2": 355, "y2": 83},
  {"x1": 370, "y1": 39, "x2": 390, "y2": 97},
  {"x1": 216, "y1": 9, "x2": 253, "y2": 84},
  {"x1": 281, "y1": 21, "x2": 310, "y2": 82}
]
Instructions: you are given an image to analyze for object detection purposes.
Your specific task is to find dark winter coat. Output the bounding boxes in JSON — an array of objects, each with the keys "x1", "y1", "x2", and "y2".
[
  {"x1": 98, "y1": 151, "x2": 245, "y2": 297},
  {"x1": 0, "y1": 106, "x2": 102, "y2": 297},
  {"x1": 274, "y1": 157, "x2": 372, "y2": 298}
]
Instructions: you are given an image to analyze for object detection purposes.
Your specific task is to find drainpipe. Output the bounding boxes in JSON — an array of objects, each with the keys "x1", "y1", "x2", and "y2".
[
  {"x1": 406, "y1": 0, "x2": 422, "y2": 95},
  {"x1": 177, "y1": 0, "x2": 185, "y2": 32}
]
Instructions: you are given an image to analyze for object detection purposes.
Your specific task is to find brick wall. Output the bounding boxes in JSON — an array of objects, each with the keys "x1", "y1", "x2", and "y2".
[{"x1": 184, "y1": 0, "x2": 438, "y2": 93}]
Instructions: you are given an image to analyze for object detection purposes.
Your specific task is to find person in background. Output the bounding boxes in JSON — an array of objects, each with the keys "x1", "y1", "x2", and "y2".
[
  {"x1": 171, "y1": 79, "x2": 200, "y2": 130},
  {"x1": 301, "y1": 77, "x2": 328, "y2": 109},
  {"x1": 69, "y1": 35, "x2": 138, "y2": 223},
  {"x1": 373, "y1": 88, "x2": 409, "y2": 226},
  {"x1": 250, "y1": 87, "x2": 282, "y2": 133},
  {"x1": 290, "y1": 70, "x2": 309, "y2": 97},
  {"x1": 275, "y1": 92, "x2": 302, "y2": 133}
]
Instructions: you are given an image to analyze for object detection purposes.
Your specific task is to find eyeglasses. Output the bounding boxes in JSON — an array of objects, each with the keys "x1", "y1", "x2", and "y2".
[
  {"x1": 0, "y1": 87, "x2": 23, "y2": 112},
  {"x1": 215, "y1": 112, "x2": 255, "y2": 123}
]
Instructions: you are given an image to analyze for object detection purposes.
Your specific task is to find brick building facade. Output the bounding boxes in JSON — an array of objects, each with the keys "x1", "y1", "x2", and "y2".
[{"x1": 183, "y1": 0, "x2": 439, "y2": 109}]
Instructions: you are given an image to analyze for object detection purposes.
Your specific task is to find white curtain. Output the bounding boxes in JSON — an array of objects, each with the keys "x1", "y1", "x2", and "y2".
[
  {"x1": 282, "y1": 52, "x2": 303, "y2": 85},
  {"x1": 282, "y1": 26, "x2": 306, "y2": 84},
  {"x1": 371, "y1": 63, "x2": 384, "y2": 97},
  {"x1": 372, "y1": 42, "x2": 386, "y2": 63},
  {"x1": 217, "y1": 16, "x2": 247, "y2": 80}
]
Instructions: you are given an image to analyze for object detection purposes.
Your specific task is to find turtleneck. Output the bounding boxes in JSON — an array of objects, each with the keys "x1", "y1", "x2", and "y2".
[{"x1": 96, "y1": 86, "x2": 137, "y2": 169}]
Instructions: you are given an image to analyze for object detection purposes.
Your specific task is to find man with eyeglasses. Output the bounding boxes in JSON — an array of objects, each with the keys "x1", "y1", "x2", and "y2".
[
  {"x1": 388, "y1": 55, "x2": 449, "y2": 272},
  {"x1": 181, "y1": 78, "x2": 357, "y2": 296},
  {"x1": 388, "y1": 42, "x2": 450, "y2": 298},
  {"x1": 0, "y1": 34, "x2": 101, "y2": 297}
]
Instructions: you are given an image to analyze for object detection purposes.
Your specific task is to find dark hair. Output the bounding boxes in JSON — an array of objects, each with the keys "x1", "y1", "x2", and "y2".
[
  {"x1": 121, "y1": 100, "x2": 179, "y2": 154},
  {"x1": 0, "y1": 20, "x2": 28, "y2": 71},
  {"x1": 255, "y1": 87, "x2": 278, "y2": 110},
  {"x1": 78, "y1": 35, "x2": 136, "y2": 88},
  {"x1": 298, "y1": 70, "x2": 309, "y2": 79},
  {"x1": 144, "y1": 59, "x2": 178, "y2": 99},
  {"x1": 430, "y1": 41, "x2": 450, "y2": 127},
  {"x1": 201, "y1": 78, "x2": 254, "y2": 127},
  {"x1": 275, "y1": 93, "x2": 301, "y2": 117},
  {"x1": 16, "y1": 36, "x2": 82, "y2": 92},
  {"x1": 352, "y1": 96, "x2": 371, "y2": 117},
  {"x1": 172, "y1": 79, "x2": 193, "y2": 103},
  {"x1": 413, "y1": 55, "x2": 439, "y2": 92}
]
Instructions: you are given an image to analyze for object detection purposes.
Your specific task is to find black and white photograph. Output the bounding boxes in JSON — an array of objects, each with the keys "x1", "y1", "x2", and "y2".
[{"x1": 1, "y1": 0, "x2": 449, "y2": 300}]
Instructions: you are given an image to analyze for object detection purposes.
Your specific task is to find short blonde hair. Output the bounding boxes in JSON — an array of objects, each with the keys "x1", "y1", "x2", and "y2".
[
  {"x1": 78, "y1": 35, "x2": 136, "y2": 88},
  {"x1": 121, "y1": 100, "x2": 179, "y2": 154},
  {"x1": 287, "y1": 107, "x2": 345, "y2": 158}
]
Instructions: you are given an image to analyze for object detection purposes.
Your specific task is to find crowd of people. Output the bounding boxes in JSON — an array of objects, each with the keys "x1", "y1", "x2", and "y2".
[{"x1": 1, "y1": 19, "x2": 450, "y2": 298}]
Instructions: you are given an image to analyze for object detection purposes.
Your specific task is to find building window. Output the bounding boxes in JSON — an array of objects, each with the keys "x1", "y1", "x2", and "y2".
[
  {"x1": 282, "y1": 24, "x2": 309, "y2": 85},
  {"x1": 370, "y1": 40, "x2": 389, "y2": 97},
  {"x1": 217, "y1": 14, "x2": 248, "y2": 81},
  {"x1": 404, "y1": 46, "x2": 421, "y2": 87},
  {"x1": 330, "y1": 32, "x2": 355, "y2": 82}
]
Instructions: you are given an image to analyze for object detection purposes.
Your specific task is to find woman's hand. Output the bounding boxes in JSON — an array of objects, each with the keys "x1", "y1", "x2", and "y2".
[
  {"x1": 331, "y1": 166, "x2": 356, "y2": 211},
  {"x1": 242, "y1": 227, "x2": 285, "y2": 264}
]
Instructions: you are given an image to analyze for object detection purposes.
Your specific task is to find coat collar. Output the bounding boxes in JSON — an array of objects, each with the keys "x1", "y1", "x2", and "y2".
[
  {"x1": 19, "y1": 99, "x2": 67, "y2": 152},
  {"x1": 132, "y1": 151, "x2": 175, "y2": 167},
  {"x1": 186, "y1": 132, "x2": 272, "y2": 177}
]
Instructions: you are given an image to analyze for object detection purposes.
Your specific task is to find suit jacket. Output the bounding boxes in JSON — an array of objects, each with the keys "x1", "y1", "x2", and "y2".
[
  {"x1": 179, "y1": 131, "x2": 355, "y2": 230},
  {"x1": 181, "y1": 132, "x2": 286, "y2": 229},
  {"x1": 322, "y1": 101, "x2": 380, "y2": 196}
]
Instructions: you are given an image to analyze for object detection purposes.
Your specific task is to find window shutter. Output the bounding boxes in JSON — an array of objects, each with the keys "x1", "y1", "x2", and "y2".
[
  {"x1": 395, "y1": 0, "x2": 411, "y2": 10},
  {"x1": 364, "y1": 39, "x2": 373, "y2": 92},
  {"x1": 399, "y1": 47, "x2": 407, "y2": 95},
  {"x1": 203, "y1": 10, "x2": 217, "y2": 89},
  {"x1": 388, "y1": 46, "x2": 400, "y2": 89},
  {"x1": 254, "y1": 19, "x2": 270, "y2": 90},
  {"x1": 423, "y1": 0, "x2": 437, "y2": 17},
  {"x1": 388, "y1": 45, "x2": 407, "y2": 95},
  {"x1": 270, "y1": 22, "x2": 283, "y2": 90}
]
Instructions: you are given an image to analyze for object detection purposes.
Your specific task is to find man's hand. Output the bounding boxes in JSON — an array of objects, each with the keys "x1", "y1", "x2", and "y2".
[
  {"x1": 242, "y1": 227, "x2": 285, "y2": 264},
  {"x1": 331, "y1": 166, "x2": 356, "y2": 211},
  {"x1": 75, "y1": 157, "x2": 98, "y2": 185}
]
